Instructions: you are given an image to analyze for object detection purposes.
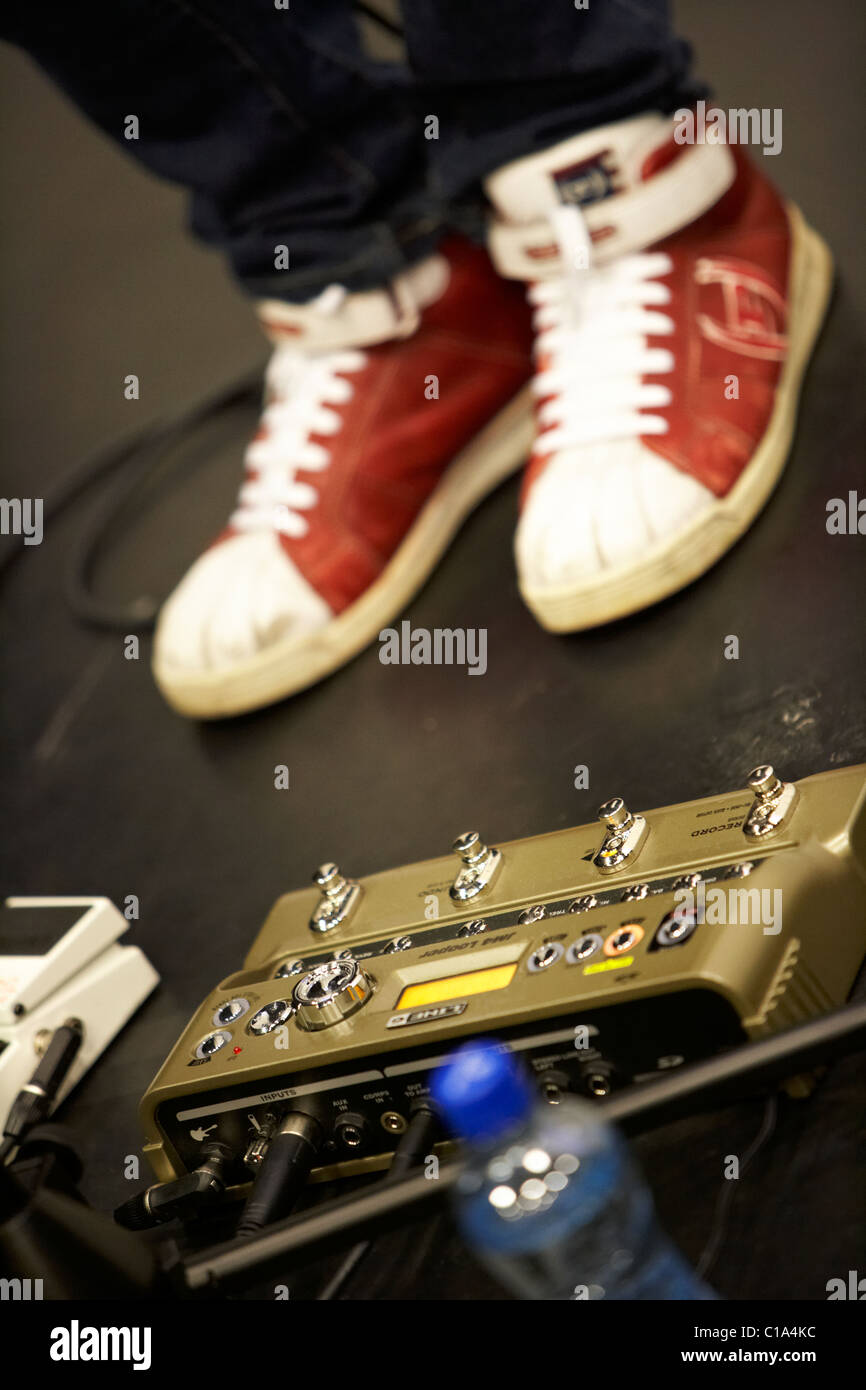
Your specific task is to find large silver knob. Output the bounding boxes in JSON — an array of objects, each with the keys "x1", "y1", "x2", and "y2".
[{"x1": 292, "y1": 958, "x2": 372, "y2": 1031}]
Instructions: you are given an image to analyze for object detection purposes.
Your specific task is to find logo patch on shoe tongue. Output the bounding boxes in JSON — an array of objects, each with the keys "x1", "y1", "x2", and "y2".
[{"x1": 552, "y1": 149, "x2": 622, "y2": 207}]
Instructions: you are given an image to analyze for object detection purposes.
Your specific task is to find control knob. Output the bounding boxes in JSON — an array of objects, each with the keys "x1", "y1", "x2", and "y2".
[{"x1": 292, "y1": 958, "x2": 372, "y2": 1031}]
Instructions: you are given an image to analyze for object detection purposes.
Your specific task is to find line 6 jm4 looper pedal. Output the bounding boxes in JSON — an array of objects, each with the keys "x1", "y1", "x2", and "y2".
[{"x1": 140, "y1": 762, "x2": 866, "y2": 1189}]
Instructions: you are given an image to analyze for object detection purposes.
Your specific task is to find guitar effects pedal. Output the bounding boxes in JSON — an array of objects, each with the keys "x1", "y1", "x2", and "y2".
[{"x1": 139, "y1": 762, "x2": 866, "y2": 1191}]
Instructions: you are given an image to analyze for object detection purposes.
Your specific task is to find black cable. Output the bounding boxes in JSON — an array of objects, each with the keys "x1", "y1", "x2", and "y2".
[
  {"x1": 65, "y1": 372, "x2": 262, "y2": 630},
  {"x1": 316, "y1": 1237, "x2": 370, "y2": 1300},
  {"x1": 0, "y1": 367, "x2": 263, "y2": 631},
  {"x1": 0, "y1": 422, "x2": 160, "y2": 579},
  {"x1": 0, "y1": 1146, "x2": 160, "y2": 1297},
  {"x1": 1, "y1": 1018, "x2": 84, "y2": 1163},
  {"x1": 694, "y1": 1094, "x2": 778, "y2": 1281},
  {"x1": 236, "y1": 1112, "x2": 321, "y2": 1238},
  {"x1": 317, "y1": 1102, "x2": 440, "y2": 1301}
]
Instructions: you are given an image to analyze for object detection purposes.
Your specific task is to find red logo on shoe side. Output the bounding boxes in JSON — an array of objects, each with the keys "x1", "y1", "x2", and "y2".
[{"x1": 694, "y1": 256, "x2": 788, "y2": 360}]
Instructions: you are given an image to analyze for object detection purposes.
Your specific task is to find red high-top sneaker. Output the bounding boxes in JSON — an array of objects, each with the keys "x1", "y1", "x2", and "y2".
[
  {"x1": 153, "y1": 237, "x2": 533, "y2": 716},
  {"x1": 484, "y1": 113, "x2": 833, "y2": 631}
]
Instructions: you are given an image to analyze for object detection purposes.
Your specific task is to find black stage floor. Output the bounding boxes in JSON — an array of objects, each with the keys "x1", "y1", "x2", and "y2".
[{"x1": 1, "y1": 1, "x2": 864, "y2": 1299}]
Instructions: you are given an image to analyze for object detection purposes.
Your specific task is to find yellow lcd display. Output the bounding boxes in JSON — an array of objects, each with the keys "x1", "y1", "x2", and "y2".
[{"x1": 397, "y1": 963, "x2": 517, "y2": 1011}]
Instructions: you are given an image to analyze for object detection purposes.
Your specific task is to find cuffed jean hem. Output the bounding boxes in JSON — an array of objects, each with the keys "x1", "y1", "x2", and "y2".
[{"x1": 231, "y1": 212, "x2": 457, "y2": 303}]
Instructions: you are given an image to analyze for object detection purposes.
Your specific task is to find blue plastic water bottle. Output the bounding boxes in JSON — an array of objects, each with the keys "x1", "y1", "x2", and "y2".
[{"x1": 431, "y1": 1038, "x2": 717, "y2": 1301}]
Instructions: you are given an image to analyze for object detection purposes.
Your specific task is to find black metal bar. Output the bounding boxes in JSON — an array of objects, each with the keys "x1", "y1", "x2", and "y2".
[
  {"x1": 604, "y1": 998, "x2": 866, "y2": 1133},
  {"x1": 183, "y1": 1000, "x2": 866, "y2": 1293}
]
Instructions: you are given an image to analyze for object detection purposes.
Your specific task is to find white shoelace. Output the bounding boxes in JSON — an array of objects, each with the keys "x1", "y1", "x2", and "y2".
[
  {"x1": 230, "y1": 297, "x2": 366, "y2": 538},
  {"x1": 531, "y1": 205, "x2": 675, "y2": 456}
]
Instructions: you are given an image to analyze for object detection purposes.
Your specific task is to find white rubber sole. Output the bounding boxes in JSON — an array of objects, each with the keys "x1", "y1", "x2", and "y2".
[
  {"x1": 153, "y1": 386, "x2": 534, "y2": 718},
  {"x1": 518, "y1": 204, "x2": 834, "y2": 633}
]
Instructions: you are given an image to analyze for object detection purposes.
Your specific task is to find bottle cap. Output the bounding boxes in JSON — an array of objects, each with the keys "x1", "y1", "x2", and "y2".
[{"x1": 431, "y1": 1038, "x2": 534, "y2": 1141}]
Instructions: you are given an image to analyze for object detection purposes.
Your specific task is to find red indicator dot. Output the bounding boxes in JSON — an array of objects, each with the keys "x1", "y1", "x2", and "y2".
[{"x1": 233, "y1": 1047, "x2": 242, "y2": 1054}]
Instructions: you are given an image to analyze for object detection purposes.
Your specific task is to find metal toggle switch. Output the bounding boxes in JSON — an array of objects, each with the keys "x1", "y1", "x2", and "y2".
[
  {"x1": 742, "y1": 765, "x2": 798, "y2": 839},
  {"x1": 309, "y1": 862, "x2": 362, "y2": 933},
  {"x1": 450, "y1": 831, "x2": 502, "y2": 902},
  {"x1": 593, "y1": 797, "x2": 648, "y2": 874}
]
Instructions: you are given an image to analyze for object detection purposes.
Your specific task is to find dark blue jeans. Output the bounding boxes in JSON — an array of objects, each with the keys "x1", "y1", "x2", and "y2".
[{"x1": 3, "y1": 1, "x2": 702, "y2": 301}]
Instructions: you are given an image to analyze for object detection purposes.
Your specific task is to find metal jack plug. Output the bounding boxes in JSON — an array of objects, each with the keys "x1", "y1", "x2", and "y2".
[{"x1": 114, "y1": 1143, "x2": 234, "y2": 1230}]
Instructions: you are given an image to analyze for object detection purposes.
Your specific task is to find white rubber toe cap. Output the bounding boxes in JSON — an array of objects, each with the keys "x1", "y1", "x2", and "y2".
[
  {"x1": 154, "y1": 531, "x2": 333, "y2": 675},
  {"x1": 516, "y1": 438, "x2": 715, "y2": 593}
]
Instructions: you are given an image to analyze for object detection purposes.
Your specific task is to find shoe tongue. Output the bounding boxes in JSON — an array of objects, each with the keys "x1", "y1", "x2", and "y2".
[
  {"x1": 484, "y1": 112, "x2": 669, "y2": 222},
  {"x1": 485, "y1": 112, "x2": 736, "y2": 274},
  {"x1": 256, "y1": 253, "x2": 450, "y2": 351}
]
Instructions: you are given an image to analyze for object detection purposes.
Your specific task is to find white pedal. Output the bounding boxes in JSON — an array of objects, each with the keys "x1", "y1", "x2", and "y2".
[{"x1": 0, "y1": 897, "x2": 159, "y2": 1120}]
